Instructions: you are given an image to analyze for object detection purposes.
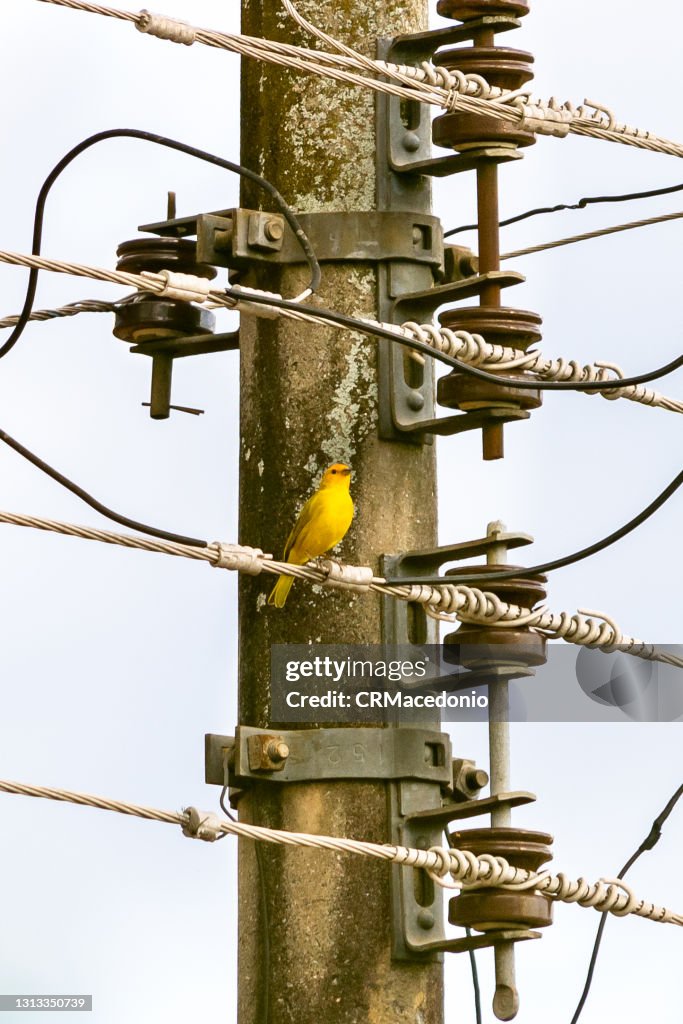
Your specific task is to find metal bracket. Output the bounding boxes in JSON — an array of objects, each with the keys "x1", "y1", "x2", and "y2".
[
  {"x1": 205, "y1": 726, "x2": 453, "y2": 786},
  {"x1": 391, "y1": 786, "x2": 538, "y2": 960},
  {"x1": 381, "y1": 553, "x2": 439, "y2": 649},
  {"x1": 380, "y1": 530, "x2": 531, "y2": 648},
  {"x1": 374, "y1": 36, "x2": 529, "y2": 445},
  {"x1": 126, "y1": 330, "x2": 239, "y2": 419},
  {"x1": 384, "y1": 18, "x2": 522, "y2": 179},
  {"x1": 142, "y1": 206, "x2": 444, "y2": 272}
]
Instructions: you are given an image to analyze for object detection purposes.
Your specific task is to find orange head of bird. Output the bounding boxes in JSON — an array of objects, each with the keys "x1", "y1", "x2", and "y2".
[{"x1": 320, "y1": 463, "x2": 352, "y2": 489}]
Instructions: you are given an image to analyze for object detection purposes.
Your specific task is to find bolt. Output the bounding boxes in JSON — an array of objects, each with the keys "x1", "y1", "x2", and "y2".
[
  {"x1": 412, "y1": 226, "x2": 424, "y2": 246},
  {"x1": 264, "y1": 218, "x2": 284, "y2": 242},
  {"x1": 417, "y1": 909, "x2": 435, "y2": 930},
  {"x1": 466, "y1": 767, "x2": 489, "y2": 791},
  {"x1": 407, "y1": 391, "x2": 425, "y2": 411},
  {"x1": 265, "y1": 740, "x2": 290, "y2": 763},
  {"x1": 402, "y1": 131, "x2": 421, "y2": 152}
]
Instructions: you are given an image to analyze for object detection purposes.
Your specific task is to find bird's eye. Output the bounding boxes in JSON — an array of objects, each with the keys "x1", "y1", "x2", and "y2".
[{"x1": 331, "y1": 469, "x2": 337, "y2": 474}]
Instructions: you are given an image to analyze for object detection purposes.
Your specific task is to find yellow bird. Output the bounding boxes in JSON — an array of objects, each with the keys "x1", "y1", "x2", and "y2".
[{"x1": 268, "y1": 463, "x2": 354, "y2": 608}]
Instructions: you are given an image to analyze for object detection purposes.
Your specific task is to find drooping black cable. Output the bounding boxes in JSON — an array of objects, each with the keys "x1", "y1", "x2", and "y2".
[
  {"x1": 465, "y1": 927, "x2": 483, "y2": 1024},
  {"x1": 384, "y1": 467, "x2": 683, "y2": 586},
  {"x1": 225, "y1": 286, "x2": 683, "y2": 392},
  {"x1": 444, "y1": 180, "x2": 683, "y2": 237},
  {"x1": 0, "y1": 128, "x2": 320, "y2": 361},
  {"x1": 0, "y1": 427, "x2": 208, "y2": 548},
  {"x1": 569, "y1": 782, "x2": 683, "y2": 1024}
]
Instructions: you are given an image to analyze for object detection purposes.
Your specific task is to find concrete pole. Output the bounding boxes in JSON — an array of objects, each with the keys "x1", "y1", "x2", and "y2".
[{"x1": 238, "y1": 2, "x2": 441, "y2": 1023}]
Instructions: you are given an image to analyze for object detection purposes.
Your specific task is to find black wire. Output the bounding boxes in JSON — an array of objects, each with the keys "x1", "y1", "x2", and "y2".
[
  {"x1": 569, "y1": 782, "x2": 683, "y2": 1024},
  {"x1": 465, "y1": 927, "x2": 482, "y2": 1024},
  {"x1": 0, "y1": 427, "x2": 208, "y2": 548},
  {"x1": 0, "y1": 128, "x2": 320, "y2": 361},
  {"x1": 217, "y1": 784, "x2": 271, "y2": 1023},
  {"x1": 225, "y1": 287, "x2": 683, "y2": 393},
  {"x1": 217, "y1": 784, "x2": 237, "y2": 825},
  {"x1": 384, "y1": 467, "x2": 683, "y2": 587},
  {"x1": 444, "y1": 181, "x2": 683, "y2": 237}
]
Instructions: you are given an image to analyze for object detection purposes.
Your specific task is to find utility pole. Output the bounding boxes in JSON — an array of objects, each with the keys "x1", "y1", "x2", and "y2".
[{"x1": 237, "y1": 2, "x2": 440, "y2": 1023}]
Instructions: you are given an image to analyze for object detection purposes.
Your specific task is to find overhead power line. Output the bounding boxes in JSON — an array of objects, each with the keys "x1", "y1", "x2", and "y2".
[
  {"x1": 570, "y1": 782, "x2": 683, "y2": 1024},
  {"x1": 444, "y1": 179, "x2": 683, "y2": 237},
  {"x1": 33, "y1": 0, "x2": 683, "y2": 161},
  {"x1": 3, "y1": 246, "x2": 681, "y2": 404},
  {"x1": 384, "y1": 467, "x2": 683, "y2": 587},
  {"x1": 0, "y1": 506, "x2": 680, "y2": 668},
  {"x1": 0, "y1": 127, "x2": 319, "y2": 361},
  {"x1": 500, "y1": 210, "x2": 683, "y2": 261},
  {"x1": 0, "y1": 297, "x2": 120, "y2": 330},
  {"x1": 222, "y1": 287, "x2": 683, "y2": 395},
  {"x1": 0, "y1": 777, "x2": 681, "y2": 928},
  {"x1": 0, "y1": 428, "x2": 207, "y2": 548}
]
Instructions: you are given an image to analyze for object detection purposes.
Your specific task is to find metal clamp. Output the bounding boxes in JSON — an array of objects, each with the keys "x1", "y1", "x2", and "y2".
[
  {"x1": 205, "y1": 726, "x2": 453, "y2": 786},
  {"x1": 141, "y1": 207, "x2": 444, "y2": 272}
]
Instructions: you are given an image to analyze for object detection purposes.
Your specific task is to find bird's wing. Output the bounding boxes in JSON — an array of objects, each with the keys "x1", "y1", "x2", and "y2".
[{"x1": 282, "y1": 493, "x2": 319, "y2": 563}]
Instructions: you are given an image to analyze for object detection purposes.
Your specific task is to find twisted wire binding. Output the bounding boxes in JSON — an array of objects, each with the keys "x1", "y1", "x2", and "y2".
[
  {"x1": 34, "y1": 0, "x2": 683, "y2": 161},
  {"x1": 0, "y1": 247, "x2": 680, "y2": 416},
  {"x1": 0, "y1": 507, "x2": 680, "y2": 669},
  {"x1": 396, "y1": 321, "x2": 683, "y2": 415},
  {"x1": 0, "y1": 778, "x2": 680, "y2": 927}
]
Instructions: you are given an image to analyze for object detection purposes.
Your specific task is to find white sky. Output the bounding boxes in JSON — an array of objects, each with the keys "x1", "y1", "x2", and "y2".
[{"x1": 0, "y1": 1, "x2": 681, "y2": 1022}]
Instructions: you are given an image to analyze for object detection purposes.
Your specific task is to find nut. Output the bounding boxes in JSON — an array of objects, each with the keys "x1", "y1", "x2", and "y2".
[{"x1": 264, "y1": 218, "x2": 284, "y2": 242}]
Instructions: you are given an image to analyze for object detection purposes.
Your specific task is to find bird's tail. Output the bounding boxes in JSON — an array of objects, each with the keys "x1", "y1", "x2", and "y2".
[{"x1": 268, "y1": 574, "x2": 294, "y2": 608}]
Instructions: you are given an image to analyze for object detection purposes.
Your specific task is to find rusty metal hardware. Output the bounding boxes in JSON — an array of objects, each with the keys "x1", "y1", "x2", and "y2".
[
  {"x1": 246, "y1": 733, "x2": 290, "y2": 772},
  {"x1": 205, "y1": 726, "x2": 453, "y2": 787},
  {"x1": 452, "y1": 758, "x2": 490, "y2": 801},
  {"x1": 374, "y1": 25, "x2": 533, "y2": 448},
  {"x1": 440, "y1": 521, "x2": 548, "y2": 1021},
  {"x1": 142, "y1": 206, "x2": 444, "y2": 272},
  {"x1": 382, "y1": 20, "x2": 525, "y2": 179},
  {"x1": 113, "y1": 195, "x2": 239, "y2": 419},
  {"x1": 435, "y1": 2, "x2": 538, "y2": 462},
  {"x1": 375, "y1": 250, "x2": 532, "y2": 442},
  {"x1": 380, "y1": 5, "x2": 543, "y2": 460}
]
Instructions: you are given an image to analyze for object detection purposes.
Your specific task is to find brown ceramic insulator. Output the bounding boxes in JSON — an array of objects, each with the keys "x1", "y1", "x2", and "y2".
[
  {"x1": 448, "y1": 827, "x2": 554, "y2": 932},
  {"x1": 437, "y1": 371, "x2": 542, "y2": 412},
  {"x1": 450, "y1": 891, "x2": 553, "y2": 930},
  {"x1": 433, "y1": 112, "x2": 536, "y2": 151},
  {"x1": 449, "y1": 827, "x2": 553, "y2": 870},
  {"x1": 115, "y1": 236, "x2": 218, "y2": 343},
  {"x1": 116, "y1": 237, "x2": 217, "y2": 279},
  {"x1": 436, "y1": 46, "x2": 534, "y2": 91},
  {"x1": 436, "y1": 0, "x2": 529, "y2": 20},
  {"x1": 443, "y1": 565, "x2": 547, "y2": 666},
  {"x1": 439, "y1": 306, "x2": 543, "y2": 350},
  {"x1": 113, "y1": 299, "x2": 216, "y2": 343},
  {"x1": 444, "y1": 627, "x2": 547, "y2": 667},
  {"x1": 437, "y1": 306, "x2": 542, "y2": 415}
]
